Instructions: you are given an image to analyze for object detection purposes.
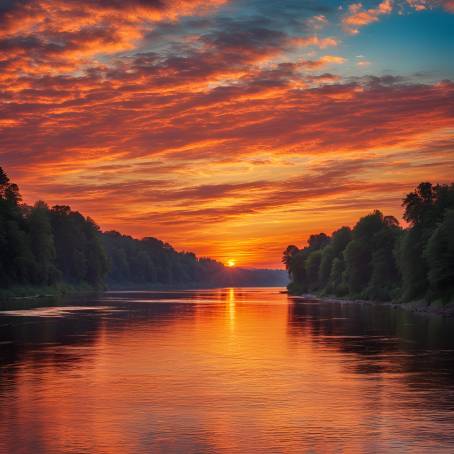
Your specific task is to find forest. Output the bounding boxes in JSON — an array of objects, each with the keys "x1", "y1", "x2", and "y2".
[
  {"x1": 283, "y1": 182, "x2": 454, "y2": 305},
  {"x1": 0, "y1": 166, "x2": 286, "y2": 294}
]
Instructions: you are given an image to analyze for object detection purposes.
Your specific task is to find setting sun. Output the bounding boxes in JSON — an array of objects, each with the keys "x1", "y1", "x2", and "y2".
[{"x1": 227, "y1": 260, "x2": 236, "y2": 267}]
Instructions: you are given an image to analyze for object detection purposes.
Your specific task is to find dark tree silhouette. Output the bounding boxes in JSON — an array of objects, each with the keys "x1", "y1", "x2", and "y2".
[{"x1": 284, "y1": 183, "x2": 454, "y2": 305}]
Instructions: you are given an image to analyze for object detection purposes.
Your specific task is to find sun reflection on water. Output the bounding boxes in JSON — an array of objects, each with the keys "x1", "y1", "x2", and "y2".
[{"x1": 227, "y1": 287, "x2": 236, "y2": 330}]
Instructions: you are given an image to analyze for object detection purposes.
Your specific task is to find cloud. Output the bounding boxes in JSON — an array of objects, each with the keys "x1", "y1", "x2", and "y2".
[
  {"x1": 297, "y1": 55, "x2": 346, "y2": 69},
  {"x1": 406, "y1": 0, "x2": 431, "y2": 10},
  {"x1": 290, "y1": 36, "x2": 338, "y2": 48},
  {"x1": 441, "y1": 0, "x2": 454, "y2": 12},
  {"x1": 342, "y1": 0, "x2": 393, "y2": 34},
  {"x1": 2, "y1": 67, "x2": 452, "y2": 234},
  {"x1": 0, "y1": 0, "x2": 228, "y2": 77},
  {"x1": 406, "y1": 0, "x2": 454, "y2": 12}
]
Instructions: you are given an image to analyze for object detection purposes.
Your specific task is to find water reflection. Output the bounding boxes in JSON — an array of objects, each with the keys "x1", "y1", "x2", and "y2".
[
  {"x1": 1, "y1": 288, "x2": 454, "y2": 453},
  {"x1": 227, "y1": 287, "x2": 236, "y2": 331}
]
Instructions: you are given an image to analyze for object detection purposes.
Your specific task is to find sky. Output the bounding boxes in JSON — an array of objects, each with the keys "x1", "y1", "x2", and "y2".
[{"x1": 0, "y1": 0, "x2": 453, "y2": 268}]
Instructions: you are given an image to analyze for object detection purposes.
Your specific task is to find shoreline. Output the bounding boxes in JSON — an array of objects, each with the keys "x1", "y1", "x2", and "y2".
[
  {"x1": 0, "y1": 283, "x2": 286, "y2": 307},
  {"x1": 3, "y1": 286, "x2": 453, "y2": 317},
  {"x1": 0, "y1": 284, "x2": 102, "y2": 302},
  {"x1": 289, "y1": 293, "x2": 454, "y2": 317}
]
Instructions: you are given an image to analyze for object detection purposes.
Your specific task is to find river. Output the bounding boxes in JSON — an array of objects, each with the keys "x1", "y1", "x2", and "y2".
[{"x1": 1, "y1": 288, "x2": 454, "y2": 453}]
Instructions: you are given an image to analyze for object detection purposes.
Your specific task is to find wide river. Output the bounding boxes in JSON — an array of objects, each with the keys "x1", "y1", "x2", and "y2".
[{"x1": 1, "y1": 288, "x2": 454, "y2": 453}]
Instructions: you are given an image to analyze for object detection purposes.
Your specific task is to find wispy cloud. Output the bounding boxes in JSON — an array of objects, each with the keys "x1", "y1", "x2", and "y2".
[{"x1": 342, "y1": 0, "x2": 393, "y2": 34}]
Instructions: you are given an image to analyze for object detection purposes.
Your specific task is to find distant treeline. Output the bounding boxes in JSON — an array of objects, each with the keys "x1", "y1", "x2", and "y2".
[
  {"x1": 0, "y1": 167, "x2": 286, "y2": 292},
  {"x1": 283, "y1": 182, "x2": 454, "y2": 305},
  {"x1": 102, "y1": 231, "x2": 287, "y2": 288}
]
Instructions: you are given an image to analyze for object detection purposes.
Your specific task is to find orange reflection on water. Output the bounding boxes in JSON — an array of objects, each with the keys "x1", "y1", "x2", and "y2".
[
  {"x1": 227, "y1": 287, "x2": 235, "y2": 330},
  {"x1": 1, "y1": 288, "x2": 454, "y2": 453}
]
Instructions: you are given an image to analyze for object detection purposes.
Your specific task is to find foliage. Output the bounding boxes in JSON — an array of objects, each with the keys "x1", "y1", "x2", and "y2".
[
  {"x1": 0, "y1": 167, "x2": 109, "y2": 290},
  {"x1": 424, "y1": 209, "x2": 454, "y2": 304},
  {"x1": 102, "y1": 231, "x2": 223, "y2": 286},
  {"x1": 284, "y1": 183, "x2": 454, "y2": 305}
]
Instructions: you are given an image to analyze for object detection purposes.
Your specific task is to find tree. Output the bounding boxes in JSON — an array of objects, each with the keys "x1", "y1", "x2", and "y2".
[
  {"x1": 367, "y1": 220, "x2": 401, "y2": 300},
  {"x1": 403, "y1": 183, "x2": 454, "y2": 228},
  {"x1": 424, "y1": 209, "x2": 454, "y2": 302},
  {"x1": 284, "y1": 183, "x2": 453, "y2": 304},
  {"x1": 319, "y1": 244, "x2": 335, "y2": 290},
  {"x1": 343, "y1": 211, "x2": 385, "y2": 296},
  {"x1": 403, "y1": 182, "x2": 436, "y2": 227},
  {"x1": 50, "y1": 206, "x2": 108, "y2": 287},
  {"x1": 0, "y1": 166, "x2": 32, "y2": 286},
  {"x1": 84, "y1": 217, "x2": 108, "y2": 286},
  {"x1": 282, "y1": 245, "x2": 299, "y2": 276},
  {"x1": 308, "y1": 233, "x2": 330, "y2": 250},
  {"x1": 396, "y1": 228, "x2": 428, "y2": 301},
  {"x1": 398, "y1": 183, "x2": 454, "y2": 301},
  {"x1": 329, "y1": 257, "x2": 347, "y2": 296},
  {"x1": 305, "y1": 250, "x2": 322, "y2": 291},
  {"x1": 343, "y1": 239, "x2": 369, "y2": 296},
  {"x1": 319, "y1": 227, "x2": 351, "y2": 292},
  {"x1": 27, "y1": 201, "x2": 58, "y2": 284}
]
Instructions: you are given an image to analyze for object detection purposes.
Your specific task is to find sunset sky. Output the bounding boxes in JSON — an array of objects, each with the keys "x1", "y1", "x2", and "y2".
[{"x1": 1, "y1": 0, "x2": 453, "y2": 268}]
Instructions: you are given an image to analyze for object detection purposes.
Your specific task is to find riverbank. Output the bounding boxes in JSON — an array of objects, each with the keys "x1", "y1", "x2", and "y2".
[
  {"x1": 0, "y1": 283, "x2": 285, "y2": 307},
  {"x1": 0, "y1": 283, "x2": 102, "y2": 302},
  {"x1": 289, "y1": 293, "x2": 454, "y2": 317}
]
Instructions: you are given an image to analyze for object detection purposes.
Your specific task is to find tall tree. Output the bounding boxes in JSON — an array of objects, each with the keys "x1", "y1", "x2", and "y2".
[
  {"x1": 27, "y1": 201, "x2": 58, "y2": 284},
  {"x1": 424, "y1": 209, "x2": 454, "y2": 302}
]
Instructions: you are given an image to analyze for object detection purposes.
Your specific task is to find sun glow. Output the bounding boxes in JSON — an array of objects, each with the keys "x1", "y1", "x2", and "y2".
[{"x1": 227, "y1": 259, "x2": 236, "y2": 267}]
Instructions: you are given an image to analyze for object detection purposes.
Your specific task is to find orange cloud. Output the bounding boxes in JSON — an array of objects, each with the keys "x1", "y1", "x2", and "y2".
[
  {"x1": 290, "y1": 36, "x2": 339, "y2": 48},
  {"x1": 0, "y1": 0, "x2": 228, "y2": 77},
  {"x1": 1, "y1": 59, "x2": 452, "y2": 266},
  {"x1": 406, "y1": 0, "x2": 454, "y2": 12},
  {"x1": 406, "y1": 0, "x2": 431, "y2": 9},
  {"x1": 343, "y1": 0, "x2": 393, "y2": 34},
  {"x1": 298, "y1": 55, "x2": 346, "y2": 69}
]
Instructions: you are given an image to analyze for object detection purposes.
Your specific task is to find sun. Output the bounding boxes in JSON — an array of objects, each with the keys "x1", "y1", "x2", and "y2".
[{"x1": 227, "y1": 259, "x2": 236, "y2": 267}]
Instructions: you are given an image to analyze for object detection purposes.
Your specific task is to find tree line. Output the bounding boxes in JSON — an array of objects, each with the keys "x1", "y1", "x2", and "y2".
[
  {"x1": 102, "y1": 230, "x2": 287, "y2": 287},
  {"x1": 103, "y1": 231, "x2": 225, "y2": 287},
  {"x1": 1, "y1": 167, "x2": 109, "y2": 289},
  {"x1": 283, "y1": 182, "x2": 454, "y2": 305},
  {"x1": 0, "y1": 166, "x2": 286, "y2": 293}
]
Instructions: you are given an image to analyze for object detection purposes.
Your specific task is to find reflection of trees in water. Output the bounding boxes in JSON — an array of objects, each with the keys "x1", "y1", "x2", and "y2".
[{"x1": 287, "y1": 298, "x2": 454, "y2": 400}]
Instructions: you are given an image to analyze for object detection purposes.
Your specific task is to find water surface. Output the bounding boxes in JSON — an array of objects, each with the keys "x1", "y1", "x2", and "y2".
[{"x1": 1, "y1": 288, "x2": 454, "y2": 453}]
